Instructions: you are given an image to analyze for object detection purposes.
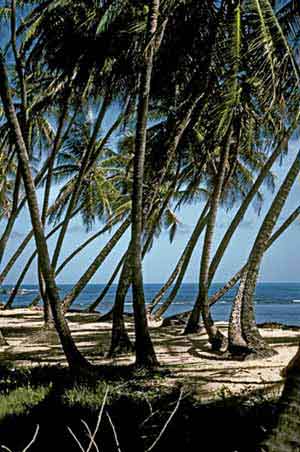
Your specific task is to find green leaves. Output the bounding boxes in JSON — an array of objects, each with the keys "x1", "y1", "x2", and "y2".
[{"x1": 96, "y1": 0, "x2": 129, "y2": 35}]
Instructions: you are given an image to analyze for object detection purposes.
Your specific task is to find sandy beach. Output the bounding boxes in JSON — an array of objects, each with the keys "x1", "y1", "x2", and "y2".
[{"x1": 0, "y1": 308, "x2": 299, "y2": 401}]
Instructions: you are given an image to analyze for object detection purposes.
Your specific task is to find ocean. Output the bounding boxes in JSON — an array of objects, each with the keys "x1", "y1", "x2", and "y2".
[{"x1": 1, "y1": 282, "x2": 300, "y2": 325}]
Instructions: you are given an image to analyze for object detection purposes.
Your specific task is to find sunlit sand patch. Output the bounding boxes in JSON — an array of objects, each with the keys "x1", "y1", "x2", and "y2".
[{"x1": 0, "y1": 308, "x2": 299, "y2": 400}]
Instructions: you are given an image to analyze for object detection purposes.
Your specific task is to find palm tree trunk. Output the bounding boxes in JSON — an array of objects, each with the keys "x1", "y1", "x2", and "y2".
[
  {"x1": 108, "y1": 16, "x2": 210, "y2": 363},
  {"x1": 55, "y1": 216, "x2": 120, "y2": 276},
  {"x1": 184, "y1": 138, "x2": 231, "y2": 349},
  {"x1": 0, "y1": 51, "x2": 91, "y2": 373},
  {"x1": 31, "y1": 216, "x2": 122, "y2": 309},
  {"x1": 87, "y1": 252, "x2": 126, "y2": 313},
  {"x1": 240, "y1": 150, "x2": 300, "y2": 358},
  {"x1": 39, "y1": 95, "x2": 70, "y2": 327},
  {"x1": 152, "y1": 203, "x2": 209, "y2": 319},
  {"x1": 51, "y1": 93, "x2": 111, "y2": 270},
  {"x1": 108, "y1": 185, "x2": 175, "y2": 356},
  {"x1": 3, "y1": 207, "x2": 82, "y2": 310},
  {"x1": 208, "y1": 111, "x2": 300, "y2": 286},
  {"x1": 4, "y1": 250, "x2": 37, "y2": 310},
  {"x1": 62, "y1": 217, "x2": 130, "y2": 311},
  {"x1": 5, "y1": 205, "x2": 112, "y2": 310},
  {"x1": 108, "y1": 251, "x2": 134, "y2": 357},
  {"x1": 209, "y1": 203, "x2": 300, "y2": 309},
  {"x1": 0, "y1": 230, "x2": 33, "y2": 285},
  {"x1": 0, "y1": 330, "x2": 7, "y2": 346},
  {"x1": 0, "y1": 148, "x2": 64, "y2": 270},
  {"x1": 0, "y1": 166, "x2": 22, "y2": 264},
  {"x1": 130, "y1": 0, "x2": 160, "y2": 368},
  {"x1": 228, "y1": 270, "x2": 248, "y2": 354},
  {"x1": 158, "y1": 202, "x2": 300, "y2": 327},
  {"x1": 38, "y1": 267, "x2": 53, "y2": 327}
]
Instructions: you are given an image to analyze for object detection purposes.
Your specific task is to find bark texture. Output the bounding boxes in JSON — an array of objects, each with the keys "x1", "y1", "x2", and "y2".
[
  {"x1": 240, "y1": 150, "x2": 300, "y2": 358},
  {"x1": 0, "y1": 51, "x2": 91, "y2": 373}
]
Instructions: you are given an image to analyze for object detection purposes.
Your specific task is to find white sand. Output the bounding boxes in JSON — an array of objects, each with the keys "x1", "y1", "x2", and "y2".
[{"x1": 0, "y1": 309, "x2": 299, "y2": 400}]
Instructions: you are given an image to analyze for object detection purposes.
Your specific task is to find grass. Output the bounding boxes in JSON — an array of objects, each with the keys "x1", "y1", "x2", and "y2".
[
  {"x1": 0, "y1": 385, "x2": 50, "y2": 421},
  {"x1": 0, "y1": 363, "x2": 281, "y2": 452}
]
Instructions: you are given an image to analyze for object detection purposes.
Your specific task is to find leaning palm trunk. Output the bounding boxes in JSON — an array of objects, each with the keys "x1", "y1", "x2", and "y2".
[
  {"x1": 205, "y1": 202, "x2": 300, "y2": 311},
  {"x1": 228, "y1": 270, "x2": 248, "y2": 354},
  {"x1": 0, "y1": 52, "x2": 91, "y2": 373},
  {"x1": 49, "y1": 93, "x2": 126, "y2": 273},
  {"x1": 108, "y1": 184, "x2": 177, "y2": 356},
  {"x1": 0, "y1": 168, "x2": 21, "y2": 264},
  {"x1": 208, "y1": 111, "x2": 300, "y2": 285},
  {"x1": 0, "y1": 330, "x2": 7, "y2": 346},
  {"x1": 5, "y1": 250, "x2": 38, "y2": 309},
  {"x1": 87, "y1": 252, "x2": 126, "y2": 313},
  {"x1": 56, "y1": 215, "x2": 122, "y2": 276},
  {"x1": 0, "y1": 144, "x2": 65, "y2": 270},
  {"x1": 8, "y1": 209, "x2": 113, "y2": 310},
  {"x1": 3, "y1": 207, "x2": 82, "y2": 310},
  {"x1": 0, "y1": 174, "x2": 83, "y2": 288},
  {"x1": 160, "y1": 203, "x2": 300, "y2": 324},
  {"x1": 152, "y1": 205, "x2": 209, "y2": 319},
  {"x1": 0, "y1": 97, "x2": 77, "y2": 272},
  {"x1": 51, "y1": 93, "x2": 111, "y2": 270},
  {"x1": 39, "y1": 94, "x2": 70, "y2": 327},
  {"x1": 129, "y1": 0, "x2": 161, "y2": 368},
  {"x1": 108, "y1": 251, "x2": 134, "y2": 357},
  {"x1": 62, "y1": 217, "x2": 130, "y2": 311},
  {"x1": 108, "y1": 47, "x2": 209, "y2": 360},
  {"x1": 239, "y1": 150, "x2": 300, "y2": 358},
  {"x1": 227, "y1": 204, "x2": 300, "y2": 355},
  {"x1": 184, "y1": 139, "x2": 230, "y2": 349},
  {"x1": 29, "y1": 216, "x2": 124, "y2": 309},
  {"x1": 109, "y1": 67, "x2": 206, "y2": 359},
  {"x1": 0, "y1": 229, "x2": 33, "y2": 285}
]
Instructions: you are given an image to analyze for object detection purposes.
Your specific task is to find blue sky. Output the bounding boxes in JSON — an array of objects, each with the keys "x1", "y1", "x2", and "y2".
[
  {"x1": 1, "y1": 0, "x2": 298, "y2": 287},
  {"x1": 1, "y1": 133, "x2": 300, "y2": 286}
]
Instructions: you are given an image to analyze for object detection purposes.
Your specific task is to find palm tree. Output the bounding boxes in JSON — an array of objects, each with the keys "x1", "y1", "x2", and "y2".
[
  {"x1": 182, "y1": 0, "x2": 300, "y2": 344},
  {"x1": 61, "y1": 217, "x2": 131, "y2": 312},
  {"x1": 207, "y1": 202, "x2": 300, "y2": 311},
  {"x1": 184, "y1": 0, "x2": 242, "y2": 340},
  {"x1": 151, "y1": 202, "x2": 209, "y2": 319},
  {"x1": 0, "y1": 330, "x2": 8, "y2": 346},
  {"x1": 127, "y1": 0, "x2": 161, "y2": 368},
  {"x1": 230, "y1": 148, "x2": 300, "y2": 358},
  {"x1": 0, "y1": 49, "x2": 92, "y2": 374},
  {"x1": 108, "y1": 171, "x2": 180, "y2": 356}
]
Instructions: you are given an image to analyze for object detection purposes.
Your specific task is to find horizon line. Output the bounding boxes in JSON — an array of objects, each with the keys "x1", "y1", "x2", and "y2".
[{"x1": 4, "y1": 281, "x2": 300, "y2": 285}]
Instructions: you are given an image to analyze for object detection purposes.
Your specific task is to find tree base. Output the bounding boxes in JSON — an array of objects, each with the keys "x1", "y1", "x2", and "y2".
[
  {"x1": 229, "y1": 343, "x2": 277, "y2": 360},
  {"x1": 243, "y1": 347, "x2": 277, "y2": 360},
  {"x1": 29, "y1": 325, "x2": 59, "y2": 345},
  {"x1": 98, "y1": 309, "x2": 113, "y2": 322},
  {"x1": 108, "y1": 331, "x2": 134, "y2": 357},
  {"x1": 227, "y1": 334, "x2": 249, "y2": 357},
  {"x1": 0, "y1": 334, "x2": 8, "y2": 346},
  {"x1": 183, "y1": 322, "x2": 203, "y2": 335},
  {"x1": 135, "y1": 354, "x2": 160, "y2": 370},
  {"x1": 210, "y1": 330, "x2": 228, "y2": 352},
  {"x1": 69, "y1": 360, "x2": 95, "y2": 379}
]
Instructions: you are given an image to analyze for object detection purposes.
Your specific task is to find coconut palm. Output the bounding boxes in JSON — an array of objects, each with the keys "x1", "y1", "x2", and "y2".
[
  {"x1": 183, "y1": 0, "x2": 300, "y2": 342},
  {"x1": 0, "y1": 49, "x2": 92, "y2": 374},
  {"x1": 229, "y1": 148, "x2": 300, "y2": 358}
]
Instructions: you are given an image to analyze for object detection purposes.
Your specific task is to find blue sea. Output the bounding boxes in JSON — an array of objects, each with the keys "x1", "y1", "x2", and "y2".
[{"x1": 2, "y1": 283, "x2": 300, "y2": 326}]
